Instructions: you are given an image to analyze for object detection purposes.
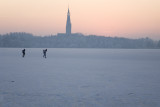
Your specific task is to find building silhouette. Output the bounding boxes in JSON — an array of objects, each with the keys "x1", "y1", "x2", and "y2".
[
  {"x1": 66, "y1": 8, "x2": 72, "y2": 35},
  {"x1": 58, "y1": 8, "x2": 72, "y2": 36}
]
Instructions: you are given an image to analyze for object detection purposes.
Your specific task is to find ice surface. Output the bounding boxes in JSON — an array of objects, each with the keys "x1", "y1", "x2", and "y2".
[{"x1": 0, "y1": 48, "x2": 160, "y2": 107}]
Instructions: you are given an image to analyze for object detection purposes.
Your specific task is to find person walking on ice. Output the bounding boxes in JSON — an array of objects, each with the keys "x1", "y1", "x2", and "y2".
[
  {"x1": 22, "y1": 49, "x2": 25, "y2": 57},
  {"x1": 43, "y1": 49, "x2": 47, "y2": 58}
]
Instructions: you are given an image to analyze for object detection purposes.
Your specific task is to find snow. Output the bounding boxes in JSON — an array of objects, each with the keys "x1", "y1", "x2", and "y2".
[{"x1": 0, "y1": 48, "x2": 160, "y2": 107}]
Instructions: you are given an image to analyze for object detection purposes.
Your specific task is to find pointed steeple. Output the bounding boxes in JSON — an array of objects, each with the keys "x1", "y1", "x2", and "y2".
[
  {"x1": 68, "y1": 5, "x2": 70, "y2": 13},
  {"x1": 66, "y1": 7, "x2": 71, "y2": 36},
  {"x1": 68, "y1": 7, "x2": 70, "y2": 15}
]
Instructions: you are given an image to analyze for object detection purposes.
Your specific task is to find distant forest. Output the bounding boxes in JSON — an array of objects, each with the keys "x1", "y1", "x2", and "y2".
[{"x1": 0, "y1": 32, "x2": 160, "y2": 48}]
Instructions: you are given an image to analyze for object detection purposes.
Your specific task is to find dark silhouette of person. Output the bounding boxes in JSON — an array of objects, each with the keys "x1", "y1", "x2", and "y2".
[
  {"x1": 22, "y1": 49, "x2": 25, "y2": 57},
  {"x1": 43, "y1": 49, "x2": 47, "y2": 58}
]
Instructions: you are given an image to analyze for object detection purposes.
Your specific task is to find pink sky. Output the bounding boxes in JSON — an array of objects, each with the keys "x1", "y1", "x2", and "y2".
[{"x1": 0, "y1": 0, "x2": 160, "y2": 39}]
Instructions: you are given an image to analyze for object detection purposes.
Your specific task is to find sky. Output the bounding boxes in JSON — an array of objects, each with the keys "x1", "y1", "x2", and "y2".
[{"x1": 0, "y1": 0, "x2": 160, "y2": 39}]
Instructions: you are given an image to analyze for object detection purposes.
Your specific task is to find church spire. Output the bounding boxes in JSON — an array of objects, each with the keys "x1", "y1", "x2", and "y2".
[
  {"x1": 68, "y1": 7, "x2": 70, "y2": 15},
  {"x1": 68, "y1": 5, "x2": 70, "y2": 14},
  {"x1": 66, "y1": 7, "x2": 71, "y2": 36}
]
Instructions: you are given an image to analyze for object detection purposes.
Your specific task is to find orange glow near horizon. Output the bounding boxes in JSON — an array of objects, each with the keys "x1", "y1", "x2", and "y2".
[{"x1": 0, "y1": 0, "x2": 160, "y2": 39}]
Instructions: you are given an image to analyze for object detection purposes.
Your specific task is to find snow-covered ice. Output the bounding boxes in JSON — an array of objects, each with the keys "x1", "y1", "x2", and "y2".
[{"x1": 0, "y1": 48, "x2": 160, "y2": 107}]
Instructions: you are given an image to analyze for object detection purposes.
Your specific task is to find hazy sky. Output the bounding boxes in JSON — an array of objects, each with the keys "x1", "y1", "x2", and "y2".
[{"x1": 0, "y1": 0, "x2": 160, "y2": 39}]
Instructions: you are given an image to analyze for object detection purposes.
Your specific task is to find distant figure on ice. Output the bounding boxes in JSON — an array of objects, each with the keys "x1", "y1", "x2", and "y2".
[
  {"x1": 43, "y1": 49, "x2": 47, "y2": 58},
  {"x1": 22, "y1": 49, "x2": 25, "y2": 57}
]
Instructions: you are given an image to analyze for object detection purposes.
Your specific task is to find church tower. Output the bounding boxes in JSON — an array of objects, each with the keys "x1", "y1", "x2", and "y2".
[{"x1": 66, "y1": 8, "x2": 72, "y2": 36}]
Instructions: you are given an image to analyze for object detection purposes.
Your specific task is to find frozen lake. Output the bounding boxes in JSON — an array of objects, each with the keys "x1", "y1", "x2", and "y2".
[{"x1": 0, "y1": 48, "x2": 160, "y2": 107}]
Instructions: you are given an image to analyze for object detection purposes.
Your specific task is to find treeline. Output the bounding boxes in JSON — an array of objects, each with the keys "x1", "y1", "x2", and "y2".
[{"x1": 0, "y1": 32, "x2": 160, "y2": 48}]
